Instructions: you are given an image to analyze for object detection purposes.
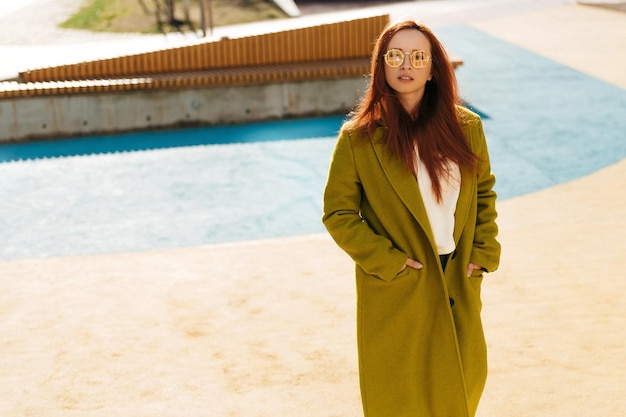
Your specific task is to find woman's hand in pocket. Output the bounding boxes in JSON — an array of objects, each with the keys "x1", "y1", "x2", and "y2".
[
  {"x1": 400, "y1": 258, "x2": 423, "y2": 273},
  {"x1": 466, "y1": 262, "x2": 483, "y2": 277}
]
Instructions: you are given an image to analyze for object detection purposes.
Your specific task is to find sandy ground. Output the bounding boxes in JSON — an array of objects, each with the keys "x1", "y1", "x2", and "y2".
[{"x1": 1, "y1": 2, "x2": 625, "y2": 416}]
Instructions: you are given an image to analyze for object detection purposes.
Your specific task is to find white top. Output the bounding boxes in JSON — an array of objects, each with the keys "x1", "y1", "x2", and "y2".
[{"x1": 415, "y1": 153, "x2": 461, "y2": 255}]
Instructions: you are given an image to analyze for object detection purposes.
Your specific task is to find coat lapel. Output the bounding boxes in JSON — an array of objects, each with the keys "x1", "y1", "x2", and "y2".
[
  {"x1": 453, "y1": 166, "x2": 474, "y2": 244},
  {"x1": 369, "y1": 128, "x2": 436, "y2": 248},
  {"x1": 369, "y1": 127, "x2": 476, "y2": 252}
]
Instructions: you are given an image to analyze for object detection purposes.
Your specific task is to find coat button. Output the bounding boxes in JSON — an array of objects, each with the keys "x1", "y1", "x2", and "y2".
[{"x1": 449, "y1": 298, "x2": 455, "y2": 307}]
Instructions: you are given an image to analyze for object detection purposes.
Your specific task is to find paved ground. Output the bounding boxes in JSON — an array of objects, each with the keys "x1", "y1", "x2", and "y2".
[{"x1": 0, "y1": 1, "x2": 625, "y2": 416}]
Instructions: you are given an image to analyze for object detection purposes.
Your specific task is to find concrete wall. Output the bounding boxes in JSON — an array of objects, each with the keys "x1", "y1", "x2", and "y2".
[{"x1": 0, "y1": 77, "x2": 367, "y2": 142}]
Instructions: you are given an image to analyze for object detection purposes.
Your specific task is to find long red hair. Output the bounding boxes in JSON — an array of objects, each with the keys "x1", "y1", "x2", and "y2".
[{"x1": 345, "y1": 20, "x2": 477, "y2": 201}]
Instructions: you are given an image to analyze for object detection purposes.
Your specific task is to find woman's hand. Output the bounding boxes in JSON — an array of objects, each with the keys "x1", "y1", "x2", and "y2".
[
  {"x1": 400, "y1": 258, "x2": 423, "y2": 273},
  {"x1": 466, "y1": 262, "x2": 483, "y2": 277}
]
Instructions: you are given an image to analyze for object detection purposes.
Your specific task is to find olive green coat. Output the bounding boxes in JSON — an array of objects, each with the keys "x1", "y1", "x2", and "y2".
[{"x1": 322, "y1": 107, "x2": 501, "y2": 417}]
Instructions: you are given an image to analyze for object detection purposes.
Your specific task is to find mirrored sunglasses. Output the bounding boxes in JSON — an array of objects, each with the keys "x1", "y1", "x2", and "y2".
[{"x1": 384, "y1": 48, "x2": 432, "y2": 69}]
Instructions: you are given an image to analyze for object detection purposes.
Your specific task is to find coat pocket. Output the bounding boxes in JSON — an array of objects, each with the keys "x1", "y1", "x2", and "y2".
[
  {"x1": 392, "y1": 266, "x2": 411, "y2": 280},
  {"x1": 468, "y1": 270, "x2": 484, "y2": 304}
]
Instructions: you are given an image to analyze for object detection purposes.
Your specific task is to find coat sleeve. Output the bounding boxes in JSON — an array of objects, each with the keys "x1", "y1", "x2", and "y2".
[
  {"x1": 322, "y1": 129, "x2": 408, "y2": 281},
  {"x1": 468, "y1": 117, "x2": 501, "y2": 272}
]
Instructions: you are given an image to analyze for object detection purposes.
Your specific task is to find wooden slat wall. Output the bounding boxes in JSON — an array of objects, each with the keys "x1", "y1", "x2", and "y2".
[
  {"x1": 18, "y1": 15, "x2": 388, "y2": 83},
  {"x1": 0, "y1": 59, "x2": 370, "y2": 99},
  {"x1": 0, "y1": 12, "x2": 474, "y2": 101}
]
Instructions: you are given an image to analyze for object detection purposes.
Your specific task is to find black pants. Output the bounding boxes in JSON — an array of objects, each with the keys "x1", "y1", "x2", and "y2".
[
  {"x1": 439, "y1": 253, "x2": 451, "y2": 271},
  {"x1": 439, "y1": 253, "x2": 454, "y2": 307}
]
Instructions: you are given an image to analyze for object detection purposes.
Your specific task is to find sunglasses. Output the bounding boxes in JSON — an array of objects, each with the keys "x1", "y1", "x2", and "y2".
[{"x1": 383, "y1": 48, "x2": 432, "y2": 69}]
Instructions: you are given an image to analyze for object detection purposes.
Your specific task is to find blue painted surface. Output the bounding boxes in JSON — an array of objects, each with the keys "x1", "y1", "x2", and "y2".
[
  {"x1": 1, "y1": 25, "x2": 625, "y2": 260},
  {"x1": 438, "y1": 25, "x2": 626, "y2": 198},
  {"x1": 0, "y1": 115, "x2": 346, "y2": 162}
]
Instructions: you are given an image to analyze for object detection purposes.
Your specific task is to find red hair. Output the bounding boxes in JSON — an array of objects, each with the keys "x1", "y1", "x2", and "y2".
[{"x1": 345, "y1": 20, "x2": 477, "y2": 201}]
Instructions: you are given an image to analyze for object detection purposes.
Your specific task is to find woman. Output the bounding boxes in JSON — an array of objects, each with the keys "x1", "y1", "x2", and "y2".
[{"x1": 322, "y1": 20, "x2": 501, "y2": 417}]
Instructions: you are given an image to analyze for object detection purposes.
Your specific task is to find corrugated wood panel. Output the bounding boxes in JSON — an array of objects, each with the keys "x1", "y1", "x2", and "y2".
[
  {"x1": 3, "y1": 15, "x2": 404, "y2": 99},
  {"x1": 1, "y1": 58, "x2": 371, "y2": 99},
  {"x1": 18, "y1": 15, "x2": 388, "y2": 83}
]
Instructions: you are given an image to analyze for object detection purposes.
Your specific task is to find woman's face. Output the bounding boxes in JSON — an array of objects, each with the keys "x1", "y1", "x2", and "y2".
[{"x1": 383, "y1": 29, "x2": 433, "y2": 111}]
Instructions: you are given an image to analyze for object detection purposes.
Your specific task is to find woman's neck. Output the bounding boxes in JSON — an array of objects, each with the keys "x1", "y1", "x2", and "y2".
[{"x1": 398, "y1": 92, "x2": 423, "y2": 114}]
